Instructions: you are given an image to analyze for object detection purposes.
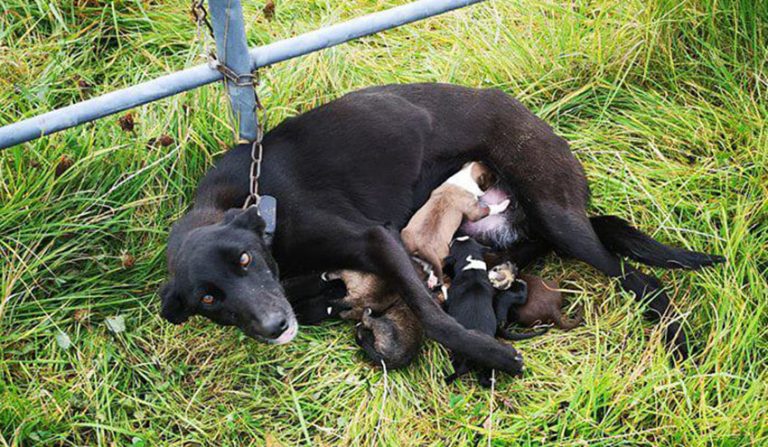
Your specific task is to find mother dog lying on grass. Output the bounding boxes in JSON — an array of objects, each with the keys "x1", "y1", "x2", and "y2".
[{"x1": 160, "y1": 83, "x2": 723, "y2": 376}]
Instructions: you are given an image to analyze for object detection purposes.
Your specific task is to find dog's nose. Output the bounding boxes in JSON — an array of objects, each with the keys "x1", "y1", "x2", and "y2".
[{"x1": 263, "y1": 312, "x2": 289, "y2": 338}]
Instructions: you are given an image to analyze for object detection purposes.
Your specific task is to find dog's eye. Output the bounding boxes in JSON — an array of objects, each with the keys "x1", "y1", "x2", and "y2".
[
  {"x1": 239, "y1": 252, "x2": 251, "y2": 268},
  {"x1": 201, "y1": 294, "x2": 215, "y2": 305}
]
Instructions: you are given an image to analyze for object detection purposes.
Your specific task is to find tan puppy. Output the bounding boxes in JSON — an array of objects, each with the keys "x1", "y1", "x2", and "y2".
[
  {"x1": 401, "y1": 162, "x2": 508, "y2": 286},
  {"x1": 325, "y1": 270, "x2": 423, "y2": 369},
  {"x1": 356, "y1": 303, "x2": 423, "y2": 370},
  {"x1": 325, "y1": 270, "x2": 398, "y2": 320}
]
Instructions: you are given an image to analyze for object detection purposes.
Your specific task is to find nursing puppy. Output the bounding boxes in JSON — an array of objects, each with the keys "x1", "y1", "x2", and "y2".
[
  {"x1": 355, "y1": 303, "x2": 424, "y2": 370},
  {"x1": 510, "y1": 274, "x2": 583, "y2": 331},
  {"x1": 443, "y1": 237, "x2": 497, "y2": 387},
  {"x1": 324, "y1": 270, "x2": 398, "y2": 320},
  {"x1": 401, "y1": 162, "x2": 508, "y2": 287},
  {"x1": 324, "y1": 270, "x2": 424, "y2": 369}
]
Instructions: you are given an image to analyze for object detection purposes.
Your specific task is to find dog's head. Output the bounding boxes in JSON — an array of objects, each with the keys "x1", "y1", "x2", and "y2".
[{"x1": 159, "y1": 207, "x2": 298, "y2": 344}]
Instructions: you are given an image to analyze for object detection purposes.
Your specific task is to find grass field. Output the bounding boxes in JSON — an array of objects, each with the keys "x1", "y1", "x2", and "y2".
[{"x1": 1, "y1": 0, "x2": 767, "y2": 445}]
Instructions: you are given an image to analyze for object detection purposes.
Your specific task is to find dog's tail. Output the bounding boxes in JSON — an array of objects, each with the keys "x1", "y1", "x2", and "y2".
[{"x1": 589, "y1": 215, "x2": 725, "y2": 269}]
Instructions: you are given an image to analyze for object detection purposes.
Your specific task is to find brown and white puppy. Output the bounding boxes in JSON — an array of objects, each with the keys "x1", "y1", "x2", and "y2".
[
  {"x1": 324, "y1": 270, "x2": 424, "y2": 369},
  {"x1": 401, "y1": 162, "x2": 508, "y2": 287},
  {"x1": 509, "y1": 274, "x2": 583, "y2": 331}
]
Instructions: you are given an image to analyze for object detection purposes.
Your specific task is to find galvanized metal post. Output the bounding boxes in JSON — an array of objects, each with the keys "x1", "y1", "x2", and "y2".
[{"x1": 208, "y1": 0, "x2": 259, "y2": 142}]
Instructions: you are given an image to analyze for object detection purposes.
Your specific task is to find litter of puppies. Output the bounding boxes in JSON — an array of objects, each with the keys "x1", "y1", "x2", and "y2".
[{"x1": 324, "y1": 161, "x2": 582, "y2": 385}]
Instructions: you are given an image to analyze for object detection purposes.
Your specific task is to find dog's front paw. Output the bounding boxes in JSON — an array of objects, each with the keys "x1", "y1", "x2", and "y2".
[
  {"x1": 426, "y1": 271, "x2": 440, "y2": 290},
  {"x1": 495, "y1": 344, "x2": 524, "y2": 376}
]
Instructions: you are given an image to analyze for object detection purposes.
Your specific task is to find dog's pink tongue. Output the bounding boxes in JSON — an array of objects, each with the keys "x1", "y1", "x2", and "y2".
[{"x1": 272, "y1": 323, "x2": 298, "y2": 345}]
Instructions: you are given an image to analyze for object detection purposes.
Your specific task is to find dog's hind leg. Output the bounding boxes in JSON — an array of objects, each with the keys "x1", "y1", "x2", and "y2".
[
  {"x1": 589, "y1": 215, "x2": 725, "y2": 269},
  {"x1": 534, "y1": 204, "x2": 688, "y2": 359}
]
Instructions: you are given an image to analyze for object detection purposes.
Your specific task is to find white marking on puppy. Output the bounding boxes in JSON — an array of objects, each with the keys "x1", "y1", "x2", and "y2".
[
  {"x1": 462, "y1": 255, "x2": 487, "y2": 272},
  {"x1": 450, "y1": 235, "x2": 470, "y2": 247},
  {"x1": 445, "y1": 162, "x2": 485, "y2": 197},
  {"x1": 327, "y1": 306, "x2": 333, "y2": 315}
]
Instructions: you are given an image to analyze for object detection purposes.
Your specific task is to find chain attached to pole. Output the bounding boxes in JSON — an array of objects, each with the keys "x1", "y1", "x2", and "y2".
[
  {"x1": 243, "y1": 102, "x2": 267, "y2": 208},
  {"x1": 191, "y1": 0, "x2": 267, "y2": 209}
]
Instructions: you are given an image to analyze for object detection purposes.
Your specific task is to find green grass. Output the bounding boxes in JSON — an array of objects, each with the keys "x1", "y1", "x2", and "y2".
[{"x1": 1, "y1": 0, "x2": 766, "y2": 445}]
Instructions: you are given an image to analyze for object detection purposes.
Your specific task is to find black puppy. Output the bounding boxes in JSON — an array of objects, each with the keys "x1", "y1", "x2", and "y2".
[
  {"x1": 443, "y1": 236, "x2": 497, "y2": 387},
  {"x1": 281, "y1": 274, "x2": 347, "y2": 325},
  {"x1": 493, "y1": 280, "x2": 550, "y2": 340}
]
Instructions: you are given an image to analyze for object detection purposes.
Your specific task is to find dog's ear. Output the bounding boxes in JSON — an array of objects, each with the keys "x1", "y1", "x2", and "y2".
[
  {"x1": 227, "y1": 206, "x2": 266, "y2": 235},
  {"x1": 159, "y1": 279, "x2": 190, "y2": 325},
  {"x1": 222, "y1": 208, "x2": 241, "y2": 224}
]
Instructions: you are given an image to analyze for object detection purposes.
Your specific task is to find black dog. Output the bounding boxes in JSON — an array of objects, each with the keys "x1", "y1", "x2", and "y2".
[
  {"x1": 160, "y1": 83, "x2": 724, "y2": 374},
  {"x1": 443, "y1": 237, "x2": 497, "y2": 386}
]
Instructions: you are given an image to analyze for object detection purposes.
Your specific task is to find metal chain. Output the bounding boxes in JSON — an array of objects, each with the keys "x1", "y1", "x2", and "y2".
[
  {"x1": 190, "y1": 0, "x2": 267, "y2": 209},
  {"x1": 243, "y1": 103, "x2": 267, "y2": 208},
  {"x1": 191, "y1": 0, "x2": 214, "y2": 64}
]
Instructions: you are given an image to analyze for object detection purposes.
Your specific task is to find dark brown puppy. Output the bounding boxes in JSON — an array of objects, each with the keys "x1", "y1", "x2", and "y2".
[{"x1": 511, "y1": 274, "x2": 583, "y2": 330}]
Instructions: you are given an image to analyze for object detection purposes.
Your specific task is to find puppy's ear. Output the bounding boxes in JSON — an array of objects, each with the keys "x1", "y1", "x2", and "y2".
[
  {"x1": 227, "y1": 206, "x2": 266, "y2": 235},
  {"x1": 159, "y1": 279, "x2": 190, "y2": 325}
]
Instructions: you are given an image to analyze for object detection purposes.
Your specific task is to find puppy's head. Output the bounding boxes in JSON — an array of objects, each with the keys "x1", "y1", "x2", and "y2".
[
  {"x1": 469, "y1": 161, "x2": 496, "y2": 191},
  {"x1": 159, "y1": 207, "x2": 298, "y2": 344},
  {"x1": 488, "y1": 261, "x2": 518, "y2": 290},
  {"x1": 444, "y1": 236, "x2": 490, "y2": 277}
]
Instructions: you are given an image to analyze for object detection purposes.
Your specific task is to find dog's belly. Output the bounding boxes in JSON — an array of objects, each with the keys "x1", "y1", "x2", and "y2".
[{"x1": 460, "y1": 187, "x2": 528, "y2": 249}]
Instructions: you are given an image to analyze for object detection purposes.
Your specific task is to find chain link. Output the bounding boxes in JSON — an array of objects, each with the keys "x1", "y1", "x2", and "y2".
[{"x1": 191, "y1": 0, "x2": 267, "y2": 209}]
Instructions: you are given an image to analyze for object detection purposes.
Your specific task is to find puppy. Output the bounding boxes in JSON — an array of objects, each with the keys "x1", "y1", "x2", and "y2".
[
  {"x1": 325, "y1": 270, "x2": 424, "y2": 369},
  {"x1": 488, "y1": 261, "x2": 519, "y2": 290},
  {"x1": 442, "y1": 236, "x2": 496, "y2": 387},
  {"x1": 509, "y1": 274, "x2": 583, "y2": 331},
  {"x1": 355, "y1": 303, "x2": 424, "y2": 370},
  {"x1": 282, "y1": 274, "x2": 347, "y2": 325},
  {"x1": 324, "y1": 270, "x2": 398, "y2": 320},
  {"x1": 493, "y1": 279, "x2": 550, "y2": 340},
  {"x1": 401, "y1": 162, "x2": 508, "y2": 287}
]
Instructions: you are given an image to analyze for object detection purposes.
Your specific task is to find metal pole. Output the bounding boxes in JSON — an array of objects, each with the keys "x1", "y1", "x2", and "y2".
[
  {"x1": 0, "y1": 0, "x2": 485, "y2": 150},
  {"x1": 208, "y1": 0, "x2": 259, "y2": 142}
]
